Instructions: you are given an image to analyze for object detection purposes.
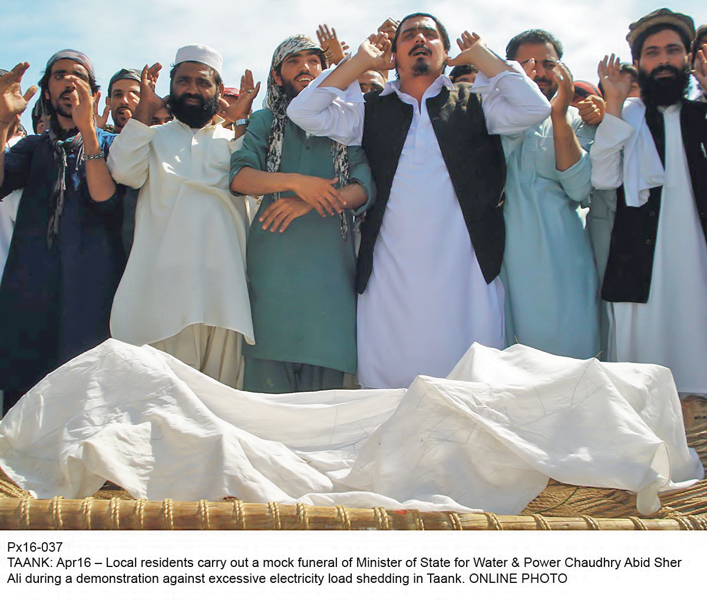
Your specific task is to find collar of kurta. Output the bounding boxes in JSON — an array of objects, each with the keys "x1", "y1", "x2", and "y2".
[{"x1": 380, "y1": 73, "x2": 455, "y2": 98}]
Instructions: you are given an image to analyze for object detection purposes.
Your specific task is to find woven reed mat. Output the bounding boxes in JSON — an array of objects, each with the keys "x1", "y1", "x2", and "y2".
[{"x1": 1, "y1": 422, "x2": 705, "y2": 530}]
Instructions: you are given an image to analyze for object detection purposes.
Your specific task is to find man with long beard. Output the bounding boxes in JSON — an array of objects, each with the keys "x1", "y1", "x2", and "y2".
[
  {"x1": 0, "y1": 52, "x2": 126, "y2": 414},
  {"x1": 230, "y1": 35, "x2": 374, "y2": 393},
  {"x1": 591, "y1": 8, "x2": 707, "y2": 397},
  {"x1": 107, "y1": 44, "x2": 259, "y2": 388}
]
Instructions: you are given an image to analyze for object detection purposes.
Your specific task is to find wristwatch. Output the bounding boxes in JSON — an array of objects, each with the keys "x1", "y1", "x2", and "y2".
[{"x1": 234, "y1": 118, "x2": 249, "y2": 127}]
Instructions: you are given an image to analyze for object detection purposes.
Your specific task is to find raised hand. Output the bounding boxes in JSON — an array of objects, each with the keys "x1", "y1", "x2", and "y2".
[
  {"x1": 550, "y1": 62, "x2": 574, "y2": 115},
  {"x1": 259, "y1": 196, "x2": 314, "y2": 232},
  {"x1": 289, "y1": 174, "x2": 344, "y2": 217},
  {"x1": 133, "y1": 63, "x2": 164, "y2": 124},
  {"x1": 447, "y1": 31, "x2": 482, "y2": 67},
  {"x1": 317, "y1": 24, "x2": 347, "y2": 66},
  {"x1": 0, "y1": 62, "x2": 37, "y2": 126},
  {"x1": 521, "y1": 58, "x2": 537, "y2": 80},
  {"x1": 377, "y1": 17, "x2": 399, "y2": 37},
  {"x1": 355, "y1": 33, "x2": 395, "y2": 72},
  {"x1": 221, "y1": 69, "x2": 260, "y2": 124},
  {"x1": 69, "y1": 76, "x2": 98, "y2": 135},
  {"x1": 693, "y1": 43, "x2": 707, "y2": 93},
  {"x1": 598, "y1": 55, "x2": 632, "y2": 104},
  {"x1": 94, "y1": 93, "x2": 111, "y2": 130}
]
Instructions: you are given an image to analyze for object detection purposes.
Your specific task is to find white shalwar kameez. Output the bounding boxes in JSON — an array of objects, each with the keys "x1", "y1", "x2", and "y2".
[
  {"x1": 591, "y1": 106, "x2": 707, "y2": 394},
  {"x1": 107, "y1": 118, "x2": 254, "y2": 384},
  {"x1": 288, "y1": 65, "x2": 551, "y2": 388}
]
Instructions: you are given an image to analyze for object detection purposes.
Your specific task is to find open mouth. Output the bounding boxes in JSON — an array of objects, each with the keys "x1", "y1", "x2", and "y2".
[
  {"x1": 411, "y1": 46, "x2": 431, "y2": 57},
  {"x1": 295, "y1": 74, "x2": 314, "y2": 84}
]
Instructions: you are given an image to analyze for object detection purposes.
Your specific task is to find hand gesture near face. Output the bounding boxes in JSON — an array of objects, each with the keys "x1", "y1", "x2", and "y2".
[
  {"x1": 317, "y1": 24, "x2": 347, "y2": 66},
  {"x1": 356, "y1": 32, "x2": 395, "y2": 72},
  {"x1": 94, "y1": 99, "x2": 111, "y2": 130},
  {"x1": 447, "y1": 31, "x2": 482, "y2": 67},
  {"x1": 134, "y1": 63, "x2": 165, "y2": 120},
  {"x1": 377, "y1": 17, "x2": 399, "y2": 38},
  {"x1": 220, "y1": 69, "x2": 260, "y2": 123},
  {"x1": 0, "y1": 62, "x2": 37, "y2": 126},
  {"x1": 550, "y1": 62, "x2": 574, "y2": 115},
  {"x1": 693, "y1": 43, "x2": 707, "y2": 93},
  {"x1": 597, "y1": 54, "x2": 632, "y2": 104},
  {"x1": 69, "y1": 76, "x2": 99, "y2": 135}
]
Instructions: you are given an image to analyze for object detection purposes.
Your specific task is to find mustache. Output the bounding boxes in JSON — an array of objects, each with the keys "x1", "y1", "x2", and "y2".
[
  {"x1": 294, "y1": 71, "x2": 312, "y2": 80},
  {"x1": 534, "y1": 77, "x2": 553, "y2": 85},
  {"x1": 650, "y1": 65, "x2": 679, "y2": 78},
  {"x1": 409, "y1": 43, "x2": 431, "y2": 56}
]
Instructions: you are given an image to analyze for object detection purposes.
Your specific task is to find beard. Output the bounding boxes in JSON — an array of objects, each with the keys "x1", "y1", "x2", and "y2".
[
  {"x1": 535, "y1": 77, "x2": 558, "y2": 101},
  {"x1": 281, "y1": 79, "x2": 301, "y2": 100},
  {"x1": 638, "y1": 64, "x2": 690, "y2": 107},
  {"x1": 412, "y1": 58, "x2": 431, "y2": 76},
  {"x1": 170, "y1": 91, "x2": 219, "y2": 128},
  {"x1": 410, "y1": 43, "x2": 432, "y2": 77}
]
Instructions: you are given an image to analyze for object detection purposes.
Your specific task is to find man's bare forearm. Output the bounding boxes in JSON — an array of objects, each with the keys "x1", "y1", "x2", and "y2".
[
  {"x1": 82, "y1": 125, "x2": 117, "y2": 201},
  {"x1": 230, "y1": 167, "x2": 297, "y2": 196},
  {"x1": 340, "y1": 182, "x2": 367, "y2": 209},
  {"x1": 466, "y1": 44, "x2": 513, "y2": 78},
  {"x1": 552, "y1": 112, "x2": 582, "y2": 172}
]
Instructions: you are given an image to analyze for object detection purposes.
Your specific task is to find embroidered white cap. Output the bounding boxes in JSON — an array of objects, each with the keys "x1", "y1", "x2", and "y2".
[{"x1": 174, "y1": 44, "x2": 223, "y2": 75}]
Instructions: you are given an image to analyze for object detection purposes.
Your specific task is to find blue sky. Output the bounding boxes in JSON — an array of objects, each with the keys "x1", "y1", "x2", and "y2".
[{"x1": 3, "y1": 0, "x2": 703, "y2": 131}]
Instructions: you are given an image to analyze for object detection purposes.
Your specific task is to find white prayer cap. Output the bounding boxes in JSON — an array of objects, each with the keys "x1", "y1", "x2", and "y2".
[{"x1": 174, "y1": 44, "x2": 223, "y2": 75}]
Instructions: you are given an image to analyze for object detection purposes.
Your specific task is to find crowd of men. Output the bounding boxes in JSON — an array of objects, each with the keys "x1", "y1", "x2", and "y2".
[{"x1": 1, "y1": 7, "x2": 706, "y2": 415}]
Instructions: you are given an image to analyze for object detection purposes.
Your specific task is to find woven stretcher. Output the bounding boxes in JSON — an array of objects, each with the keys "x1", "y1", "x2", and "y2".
[{"x1": 1, "y1": 419, "x2": 705, "y2": 531}]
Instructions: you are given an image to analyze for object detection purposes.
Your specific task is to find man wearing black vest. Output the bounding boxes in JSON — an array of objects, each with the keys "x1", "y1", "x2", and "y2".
[
  {"x1": 591, "y1": 8, "x2": 707, "y2": 397},
  {"x1": 288, "y1": 13, "x2": 550, "y2": 388}
]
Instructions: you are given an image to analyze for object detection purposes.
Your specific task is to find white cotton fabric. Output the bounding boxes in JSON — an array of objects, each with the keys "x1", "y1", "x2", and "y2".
[
  {"x1": 287, "y1": 64, "x2": 550, "y2": 389},
  {"x1": 355, "y1": 75, "x2": 505, "y2": 389},
  {"x1": 107, "y1": 118, "x2": 253, "y2": 346},
  {"x1": 609, "y1": 105, "x2": 707, "y2": 394},
  {"x1": 0, "y1": 340, "x2": 701, "y2": 516},
  {"x1": 591, "y1": 100, "x2": 665, "y2": 207}
]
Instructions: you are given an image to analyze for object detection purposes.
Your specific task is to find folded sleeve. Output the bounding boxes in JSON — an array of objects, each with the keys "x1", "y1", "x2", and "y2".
[
  {"x1": 347, "y1": 145, "x2": 375, "y2": 216},
  {"x1": 229, "y1": 109, "x2": 272, "y2": 191}
]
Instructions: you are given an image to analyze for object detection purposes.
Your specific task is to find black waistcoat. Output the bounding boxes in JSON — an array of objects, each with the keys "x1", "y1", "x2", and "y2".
[
  {"x1": 602, "y1": 100, "x2": 707, "y2": 303},
  {"x1": 357, "y1": 84, "x2": 506, "y2": 294}
]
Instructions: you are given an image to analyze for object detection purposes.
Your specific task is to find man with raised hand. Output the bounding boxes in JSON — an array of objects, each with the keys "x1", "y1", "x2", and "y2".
[
  {"x1": 288, "y1": 13, "x2": 550, "y2": 389},
  {"x1": 590, "y1": 8, "x2": 707, "y2": 397},
  {"x1": 230, "y1": 35, "x2": 374, "y2": 393},
  {"x1": 500, "y1": 29, "x2": 600, "y2": 359},
  {"x1": 107, "y1": 44, "x2": 259, "y2": 388},
  {"x1": 104, "y1": 68, "x2": 141, "y2": 133},
  {"x1": 0, "y1": 53, "x2": 126, "y2": 414}
]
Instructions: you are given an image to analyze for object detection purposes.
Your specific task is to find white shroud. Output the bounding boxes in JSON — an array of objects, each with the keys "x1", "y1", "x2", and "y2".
[{"x1": 0, "y1": 340, "x2": 701, "y2": 516}]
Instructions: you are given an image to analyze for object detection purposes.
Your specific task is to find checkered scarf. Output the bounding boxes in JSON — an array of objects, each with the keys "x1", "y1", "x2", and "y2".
[{"x1": 265, "y1": 35, "x2": 351, "y2": 240}]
